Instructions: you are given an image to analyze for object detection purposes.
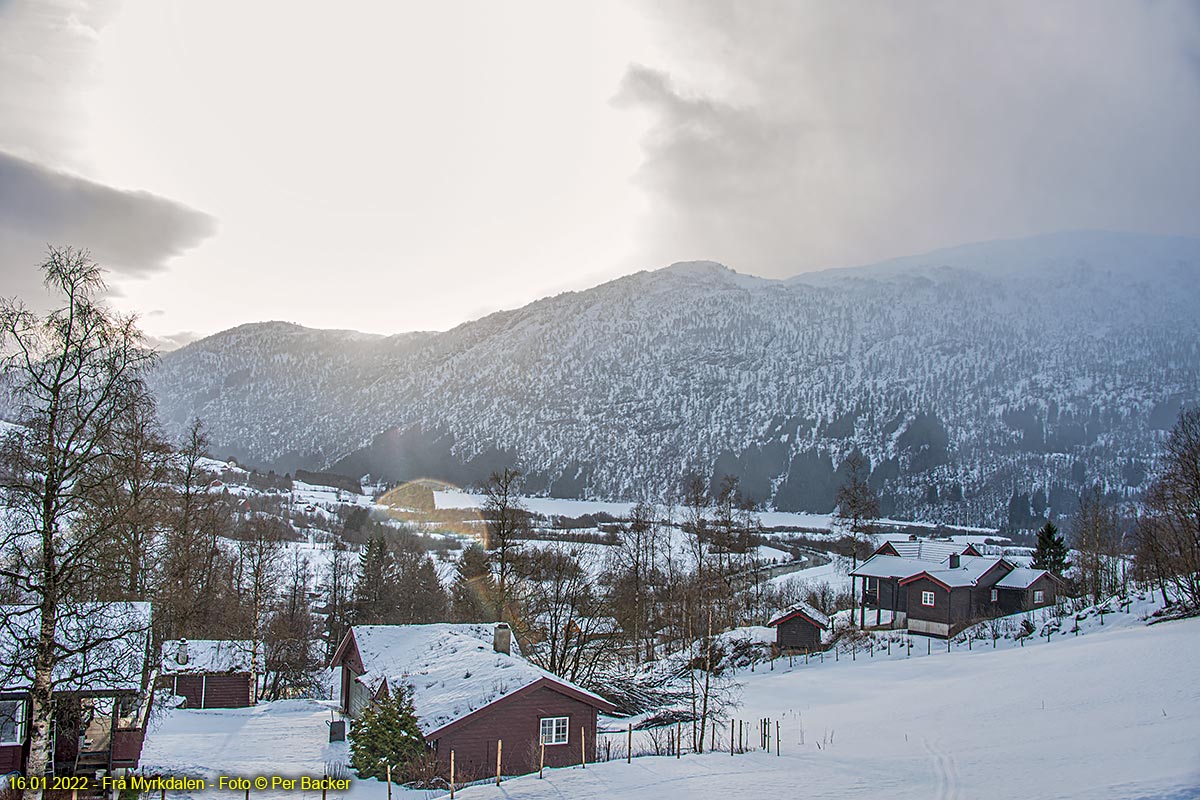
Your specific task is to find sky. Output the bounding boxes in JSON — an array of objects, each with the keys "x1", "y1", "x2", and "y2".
[{"x1": 1, "y1": 1, "x2": 1199, "y2": 348}]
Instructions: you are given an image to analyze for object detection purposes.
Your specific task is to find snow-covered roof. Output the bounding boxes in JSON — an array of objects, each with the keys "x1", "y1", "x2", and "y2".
[
  {"x1": 902, "y1": 556, "x2": 1011, "y2": 588},
  {"x1": 161, "y1": 639, "x2": 253, "y2": 674},
  {"x1": 0, "y1": 602, "x2": 152, "y2": 692},
  {"x1": 878, "y1": 540, "x2": 972, "y2": 562},
  {"x1": 344, "y1": 623, "x2": 612, "y2": 736},
  {"x1": 767, "y1": 601, "x2": 830, "y2": 629},
  {"x1": 996, "y1": 567, "x2": 1053, "y2": 590},
  {"x1": 852, "y1": 554, "x2": 939, "y2": 579}
]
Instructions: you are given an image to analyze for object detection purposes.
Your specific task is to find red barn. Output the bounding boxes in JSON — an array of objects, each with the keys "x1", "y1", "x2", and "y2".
[{"x1": 331, "y1": 623, "x2": 615, "y2": 781}]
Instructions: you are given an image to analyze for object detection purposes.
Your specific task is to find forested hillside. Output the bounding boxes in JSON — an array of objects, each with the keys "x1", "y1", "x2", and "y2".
[{"x1": 150, "y1": 231, "x2": 1200, "y2": 528}]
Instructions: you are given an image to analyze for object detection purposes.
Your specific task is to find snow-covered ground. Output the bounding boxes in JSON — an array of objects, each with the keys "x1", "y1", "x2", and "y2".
[{"x1": 472, "y1": 613, "x2": 1200, "y2": 800}]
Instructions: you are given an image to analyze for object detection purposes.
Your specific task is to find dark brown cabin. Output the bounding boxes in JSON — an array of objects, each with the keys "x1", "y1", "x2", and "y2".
[{"x1": 767, "y1": 603, "x2": 829, "y2": 653}]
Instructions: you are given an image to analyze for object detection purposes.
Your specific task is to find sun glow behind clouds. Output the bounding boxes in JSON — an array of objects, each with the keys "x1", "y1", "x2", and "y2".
[{"x1": 79, "y1": 1, "x2": 656, "y2": 338}]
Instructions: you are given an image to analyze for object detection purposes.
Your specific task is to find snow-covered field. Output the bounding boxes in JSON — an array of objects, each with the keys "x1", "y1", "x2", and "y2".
[
  {"x1": 469, "y1": 614, "x2": 1200, "y2": 800},
  {"x1": 431, "y1": 491, "x2": 1000, "y2": 536}
]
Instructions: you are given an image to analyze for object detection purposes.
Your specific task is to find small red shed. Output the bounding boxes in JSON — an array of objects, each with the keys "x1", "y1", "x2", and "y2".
[{"x1": 159, "y1": 639, "x2": 255, "y2": 708}]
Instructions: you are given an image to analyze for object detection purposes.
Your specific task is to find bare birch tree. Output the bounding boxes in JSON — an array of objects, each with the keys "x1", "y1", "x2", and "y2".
[{"x1": 0, "y1": 248, "x2": 155, "y2": 788}]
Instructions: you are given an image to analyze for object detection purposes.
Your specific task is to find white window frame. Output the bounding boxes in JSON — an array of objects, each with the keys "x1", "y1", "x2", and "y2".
[
  {"x1": 1033, "y1": 590, "x2": 1045, "y2": 604},
  {"x1": 921, "y1": 591, "x2": 935, "y2": 607},
  {"x1": 0, "y1": 699, "x2": 23, "y2": 746},
  {"x1": 990, "y1": 589, "x2": 998, "y2": 603},
  {"x1": 540, "y1": 716, "x2": 569, "y2": 746}
]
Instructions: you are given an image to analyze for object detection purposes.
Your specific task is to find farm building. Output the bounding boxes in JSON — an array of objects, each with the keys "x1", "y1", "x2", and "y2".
[
  {"x1": 851, "y1": 539, "x2": 986, "y2": 628},
  {"x1": 330, "y1": 622, "x2": 615, "y2": 780},
  {"x1": 767, "y1": 602, "x2": 829, "y2": 653},
  {"x1": 158, "y1": 639, "x2": 255, "y2": 708},
  {"x1": 0, "y1": 602, "x2": 155, "y2": 776},
  {"x1": 900, "y1": 554, "x2": 1064, "y2": 638}
]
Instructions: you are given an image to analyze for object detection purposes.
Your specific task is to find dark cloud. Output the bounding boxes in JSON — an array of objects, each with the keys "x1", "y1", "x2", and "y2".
[
  {"x1": 619, "y1": 1, "x2": 1200, "y2": 273},
  {"x1": 0, "y1": 150, "x2": 216, "y2": 296}
]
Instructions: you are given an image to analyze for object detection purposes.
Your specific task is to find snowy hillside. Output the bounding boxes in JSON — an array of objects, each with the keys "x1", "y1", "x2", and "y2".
[{"x1": 148, "y1": 231, "x2": 1200, "y2": 527}]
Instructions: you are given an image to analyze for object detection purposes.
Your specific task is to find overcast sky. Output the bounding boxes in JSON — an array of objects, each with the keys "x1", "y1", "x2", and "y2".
[{"x1": 2, "y1": 1, "x2": 1198, "y2": 347}]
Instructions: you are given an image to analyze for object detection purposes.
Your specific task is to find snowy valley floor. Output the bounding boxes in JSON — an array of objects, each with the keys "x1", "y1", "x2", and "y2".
[{"x1": 142, "y1": 613, "x2": 1200, "y2": 800}]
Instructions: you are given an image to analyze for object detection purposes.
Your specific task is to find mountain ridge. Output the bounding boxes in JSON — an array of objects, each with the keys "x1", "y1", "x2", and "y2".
[{"x1": 149, "y1": 230, "x2": 1200, "y2": 528}]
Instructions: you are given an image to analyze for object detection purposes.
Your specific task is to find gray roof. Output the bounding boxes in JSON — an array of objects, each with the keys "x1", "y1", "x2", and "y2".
[
  {"x1": 903, "y1": 556, "x2": 1011, "y2": 588},
  {"x1": 995, "y1": 567, "x2": 1053, "y2": 589},
  {"x1": 882, "y1": 540, "x2": 971, "y2": 562},
  {"x1": 851, "y1": 554, "x2": 937, "y2": 579},
  {"x1": 768, "y1": 601, "x2": 830, "y2": 629}
]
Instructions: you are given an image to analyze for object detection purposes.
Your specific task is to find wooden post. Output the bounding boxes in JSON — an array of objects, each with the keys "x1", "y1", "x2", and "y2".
[
  {"x1": 676, "y1": 722, "x2": 681, "y2": 758},
  {"x1": 322, "y1": 776, "x2": 327, "y2": 800},
  {"x1": 776, "y1": 720, "x2": 780, "y2": 756},
  {"x1": 627, "y1": 723, "x2": 632, "y2": 763},
  {"x1": 540, "y1": 739, "x2": 545, "y2": 778},
  {"x1": 496, "y1": 739, "x2": 503, "y2": 786},
  {"x1": 582, "y1": 725, "x2": 587, "y2": 768},
  {"x1": 245, "y1": 787, "x2": 250, "y2": 800},
  {"x1": 450, "y1": 751, "x2": 455, "y2": 799},
  {"x1": 730, "y1": 719, "x2": 734, "y2": 756},
  {"x1": 386, "y1": 764, "x2": 392, "y2": 800},
  {"x1": 739, "y1": 720, "x2": 743, "y2": 753}
]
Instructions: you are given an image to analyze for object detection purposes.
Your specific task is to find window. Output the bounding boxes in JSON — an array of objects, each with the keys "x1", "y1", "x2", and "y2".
[
  {"x1": 921, "y1": 591, "x2": 935, "y2": 607},
  {"x1": 990, "y1": 589, "x2": 998, "y2": 603},
  {"x1": 1033, "y1": 590, "x2": 1045, "y2": 604},
  {"x1": 540, "y1": 716, "x2": 569, "y2": 745},
  {"x1": 0, "y1": 699, "x2": 23, "y2": 745}
]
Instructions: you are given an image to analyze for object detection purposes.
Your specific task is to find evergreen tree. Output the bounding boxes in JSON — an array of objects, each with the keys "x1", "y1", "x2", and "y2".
[
  {"x1": 348, "y1": 685, "x2": 428, "y2": 782},
  {"x1": 451, "y1": 544, "x2": 495, "y2": 622},
  {"x1": 1031, "y1": 521, "x2": 1070, "y2": 575},
  {"x1": 394, "y1": 551, "x2": 449, "y2": 623},
  {"x1": 352, "y1": 535, "x2": 397, "y2": 623}
]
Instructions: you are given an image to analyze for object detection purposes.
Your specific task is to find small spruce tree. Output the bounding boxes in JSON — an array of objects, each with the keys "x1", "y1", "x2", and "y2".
[
  {"x1": 1031, "y1": 521, "x2": 1070, "y2": 575},
  {"x1": 349, "y1": 684, "x2": 427, "y2": 782}
]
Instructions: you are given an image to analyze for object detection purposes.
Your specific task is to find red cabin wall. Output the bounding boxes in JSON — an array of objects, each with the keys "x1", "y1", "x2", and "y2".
[{"x1": 429, "y1": 684, "x2": 601, "y2": 781}]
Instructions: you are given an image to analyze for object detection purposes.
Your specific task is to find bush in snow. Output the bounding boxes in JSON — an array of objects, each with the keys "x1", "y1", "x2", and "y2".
[{"x1": 349, "y1": 685, "x2": 428, "y2": 783}]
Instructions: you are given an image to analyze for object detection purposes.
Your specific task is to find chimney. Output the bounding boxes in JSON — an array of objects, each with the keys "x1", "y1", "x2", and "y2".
[
  {"x1": 176, "y1": 638, "x2": 189, "y2": 665},
  {"x1": 949, "y1": 553, "x2": 961, "y2": 569},
  {"x1": 493, "y1": 622, "x2": 512, "y2": 655}
]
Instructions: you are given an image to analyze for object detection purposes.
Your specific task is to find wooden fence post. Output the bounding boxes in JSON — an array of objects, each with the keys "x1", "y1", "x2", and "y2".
[
  {"x1": 676, "y1": 722, "x2": 681, "y2": 758},
  {"x1": 540, "y1": 740, "x2": 545, "y2": 778},
  {"x1": 627, "y1": 724, "x2": 632, "y2": 763},
  {"x1": 496, "y1": 739, "x2": 503, "y2": 786},
  {"x1": 776, "y1": 720, "x2": 780, "y2": 756},
  {"x1": 450, "y1": 751, "x2": 455, "y2": 799},
  {"x1": 582, "y1": 725, "x2": 587, "y2": 768},
  {"x1": 386, "y1": 764, "x2": 392, "y2": 800},
  {"x1": 730, "y1": 719, "x2": 734, "y2": 756}
]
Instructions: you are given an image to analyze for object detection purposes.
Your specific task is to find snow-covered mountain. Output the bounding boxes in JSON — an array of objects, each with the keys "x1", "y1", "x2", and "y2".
[{"x1": 149, "y1": 231, "x2": 1200, "y2": 528}]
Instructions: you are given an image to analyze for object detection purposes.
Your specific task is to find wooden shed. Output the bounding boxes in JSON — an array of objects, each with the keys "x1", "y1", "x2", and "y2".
[
  {"x1": 330, "y1": 623, "x2": 615, "y2": 780},
  {"x1": 767, "y1": 602, "x2": 830, "y2": 653},
  {"x1": 158, "y1": 639, "x2": 255, "y2": 708}
]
